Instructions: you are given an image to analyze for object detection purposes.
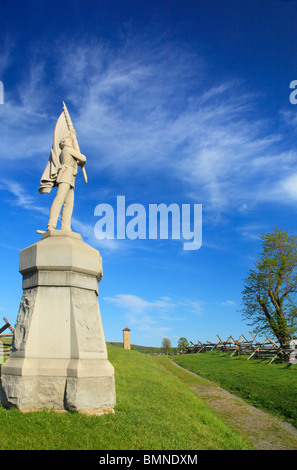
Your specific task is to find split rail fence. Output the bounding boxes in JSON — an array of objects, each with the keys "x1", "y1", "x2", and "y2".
[
  {"x1": 181, "y1": 333, "x2": 297, "y2": 364},
  {"x1": 0, "y1": 317, "x2": 14, "y2": 362}
]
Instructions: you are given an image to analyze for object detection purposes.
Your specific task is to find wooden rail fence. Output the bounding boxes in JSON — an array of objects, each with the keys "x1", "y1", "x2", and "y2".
[
  {"x1": 181, "y1": 332, "x2": 297, "y2": 364},
  {"x1": 1, "y1": 319, "x2": 296, "y2": 365},
  {"x1": 0, "y1": 317, "x2": 14, "y2": 361}
]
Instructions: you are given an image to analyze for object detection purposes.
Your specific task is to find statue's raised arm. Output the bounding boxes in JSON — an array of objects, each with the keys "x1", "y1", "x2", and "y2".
[{"x1": 38, "y1": 102, "x2": 87, "y2": 233}]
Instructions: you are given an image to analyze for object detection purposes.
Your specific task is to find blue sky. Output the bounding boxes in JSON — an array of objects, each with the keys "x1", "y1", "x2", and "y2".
[{"x1": 1, "y1": 0, "x2": 297, "y2": 347}]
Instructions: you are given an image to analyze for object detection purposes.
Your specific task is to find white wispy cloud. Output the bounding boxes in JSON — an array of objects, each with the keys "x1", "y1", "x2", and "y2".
[
  {"x1": 220, "y1": 300, "x2": 236, "y2": 307},
  {"x1": 55, "y1": 39, "x2": 296, "y2": 213},
  {"x1": 235, "y1": 223, "x2": 270, "y2": 241},
  {"x1": 278, "y1": 172, "x2": 297, "y2": 201},
  {"x1": 0, "y1": 179, "x2": 45, "y2": 213},
  {"x1": 1, "y1": 34, "x2": 296, "y2": 217},
  {"x1": 104, "y1": 293, "x2": 203, "y2": 338}
]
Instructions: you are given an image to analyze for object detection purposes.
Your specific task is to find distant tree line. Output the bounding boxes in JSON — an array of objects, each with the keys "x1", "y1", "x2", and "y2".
[{"x1": 161, "y1": 337, "x2": 190, "y2": 355}]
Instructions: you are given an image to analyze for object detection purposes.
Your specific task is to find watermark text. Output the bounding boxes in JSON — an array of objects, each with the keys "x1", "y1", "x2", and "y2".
[
  {"x1": 289, "y1": 80, "x2": 297, "y2": 104},
  {"x1": 94, "y1": 196, "x2": 202, "y2": 251},
  {"x1": 0, "y1": 81, "x2": 3, "y2": 104}
]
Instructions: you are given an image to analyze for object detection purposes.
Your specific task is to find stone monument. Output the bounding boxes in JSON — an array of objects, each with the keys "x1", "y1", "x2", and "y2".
[{"x1": 0, "y1": 103, "x2": 116, "y2": 414}]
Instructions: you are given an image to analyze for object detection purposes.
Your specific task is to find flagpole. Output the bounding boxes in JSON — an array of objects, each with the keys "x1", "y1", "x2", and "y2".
[{"x1": 62, "y1": 101, "x2": 88, "y2": 184}]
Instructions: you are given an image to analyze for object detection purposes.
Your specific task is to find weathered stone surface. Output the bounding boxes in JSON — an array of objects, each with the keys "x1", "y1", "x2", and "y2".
[
  {"x1": 12, "y1": 288, "x2": 37, "y2": 352},
  {"x1": 0, "y1": 375, "x2": 38, "y2": 409},
  {"x1": 65, "y1": 375, "x2": 116, "y2": 411},
  {"x1": 71, "y1": 287, "x2": 106, "y2": 355},
  {"x1": 0, "y1": 230, "x2": 115, "y2": 413}
]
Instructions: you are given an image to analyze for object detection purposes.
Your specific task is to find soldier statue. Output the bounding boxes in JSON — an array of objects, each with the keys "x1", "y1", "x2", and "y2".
[{"x1": 38, "y1": 103, "x2": 87, "y2": 232}]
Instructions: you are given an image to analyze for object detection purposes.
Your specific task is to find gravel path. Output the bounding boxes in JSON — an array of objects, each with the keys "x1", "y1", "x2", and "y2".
[{"x1": 172, "y1": 362, "x2": 297, "y2": 450}]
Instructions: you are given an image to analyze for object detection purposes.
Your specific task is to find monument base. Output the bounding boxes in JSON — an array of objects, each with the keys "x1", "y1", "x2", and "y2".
[
  {"x1": 0, "y1": 373, "x2": 115, "y2": 413},
  {"x1": 0, "y1": 230, "x2": 116, "y2": 413}
]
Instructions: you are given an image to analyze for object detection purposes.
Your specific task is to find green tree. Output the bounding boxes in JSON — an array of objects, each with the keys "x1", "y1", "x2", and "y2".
[
  {"x1": 161, "y1": 337, "x2": 172, "y2": 356},
  {"x1": 177, "y1": 337, "x2": 189, "y2": 352},
  {"x1": 241, "y1": 227, "x2": 297, "y2": 346}
]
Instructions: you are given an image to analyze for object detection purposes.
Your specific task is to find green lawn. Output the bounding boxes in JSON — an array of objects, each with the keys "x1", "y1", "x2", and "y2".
[
  {"x1": 0, "y1": 346, "x2": 250, "y2": 450},
  {"x1": 173, "y1": 351, "x2": 297, "y2": 427}
]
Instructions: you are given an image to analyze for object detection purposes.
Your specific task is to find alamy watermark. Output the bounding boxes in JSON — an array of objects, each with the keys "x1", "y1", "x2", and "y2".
[
  {"x1": 94, "y1": 196, "x2": 202, "y2": 251},
  {"x1": 289, "y1": 80, "x2": 297, "y2": 104},
  {"x1": 0, "y1": 81, "x2": 3, "y2": 104}
]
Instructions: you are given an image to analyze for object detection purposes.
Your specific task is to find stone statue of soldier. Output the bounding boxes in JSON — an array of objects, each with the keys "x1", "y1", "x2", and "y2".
[
  {"x1": 46, "y1": 134, "x2": 86, "y2": 231},
  {"x1": 38, "y1": 103, "x2": 87, "y2": 232}
]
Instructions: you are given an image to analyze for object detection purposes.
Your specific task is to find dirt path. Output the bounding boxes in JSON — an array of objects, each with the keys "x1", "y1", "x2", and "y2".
[{"x1": 171, "y1": 361, "x2": 297, "y2": 450}]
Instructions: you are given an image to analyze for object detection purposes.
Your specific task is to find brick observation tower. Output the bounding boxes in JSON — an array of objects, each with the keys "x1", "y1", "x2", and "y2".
[{"x1": 123, "y1": 328, "x2": 131, "y2": 350}]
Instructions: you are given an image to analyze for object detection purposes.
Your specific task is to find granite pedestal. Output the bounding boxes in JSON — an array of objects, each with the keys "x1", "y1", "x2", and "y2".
[{"x1": 0, "y1": 230, "x2": 116, "y2": 414}]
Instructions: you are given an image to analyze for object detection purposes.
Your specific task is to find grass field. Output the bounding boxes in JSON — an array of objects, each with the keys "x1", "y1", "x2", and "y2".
[
  {"x1": 173, "y1": 351, "x2": 297, "y2": 428},
  {"x1": 0, "y1": 346, "x2": 250, "y2": 450}
]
